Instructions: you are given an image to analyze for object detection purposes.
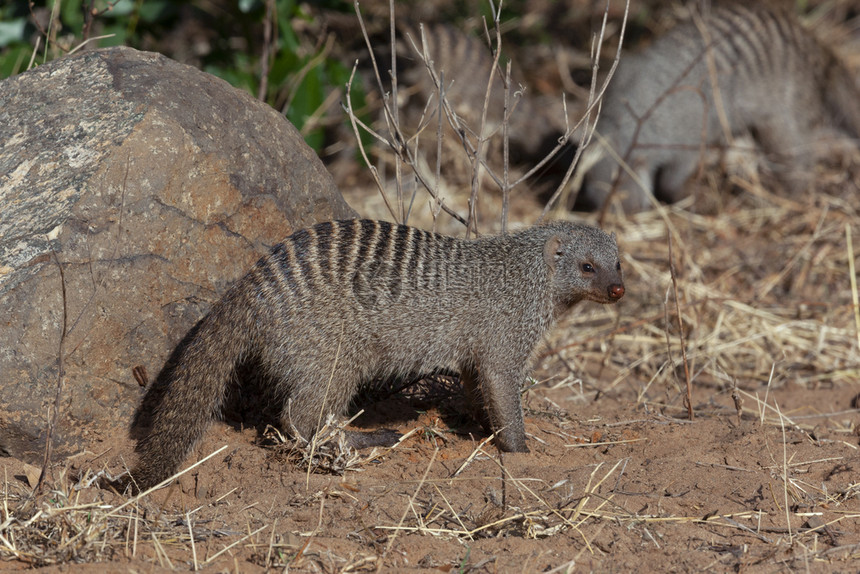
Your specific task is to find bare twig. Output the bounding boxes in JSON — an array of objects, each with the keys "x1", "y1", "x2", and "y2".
[
  {"x1": 501, "y1": 57, "x2": 512, "y2": 233},
  {"x1": 540, "y1": 0, "x2": 630, "y2": 218},
  {"x1": 847, "y1": 223, "x2": 860, "y2": 351},
  {"x1": 667, "y1": 234, "x2": 694, "y2": 420},
  {"x1": 348, "y1": 2, "x2": 468, "y2": 226},
  {"x1": 258, "y1": 0, "x2": 274, "y2": 101},
  {"x1": 464, "y1": 7, "x2": 505, "y2": 238},
  {"x1": 388, "y1": 0, "x2": 405, "y2": 221},
  {"x1": 34, "y1": 249, "x2": 69, "y2": 495}
]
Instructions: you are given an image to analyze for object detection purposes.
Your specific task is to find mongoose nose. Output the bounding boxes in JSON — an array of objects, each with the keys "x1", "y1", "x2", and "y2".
[{"x1": 608, "y1": 284, "x2": 625, "y2": 300}]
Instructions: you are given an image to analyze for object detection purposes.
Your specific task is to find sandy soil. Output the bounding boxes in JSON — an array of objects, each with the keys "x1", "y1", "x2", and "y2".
[{"x1": 3, "y1": 344, "x2": 858, "y2": 572}]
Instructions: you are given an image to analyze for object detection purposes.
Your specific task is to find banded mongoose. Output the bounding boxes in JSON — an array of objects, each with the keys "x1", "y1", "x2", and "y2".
[
  {"x1": 131, "y1": 219, "x2": 624, "y2": 489},
  {"x1": 582, "y1": 2, "x2": 860, "y2": 212}
]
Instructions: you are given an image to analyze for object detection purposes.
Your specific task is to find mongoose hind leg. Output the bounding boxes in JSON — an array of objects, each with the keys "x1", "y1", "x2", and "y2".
[
  {"x1": 279, "y1": 371, "x2": 356, "y2": 442},
  {"x1": 279, "y1": 372, "x2": 401, "y2": 448}
]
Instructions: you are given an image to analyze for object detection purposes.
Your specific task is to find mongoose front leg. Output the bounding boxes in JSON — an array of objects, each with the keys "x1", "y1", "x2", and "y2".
[
  {"x1": 460, "y1": 364, "x2": 492, "y2": 433},
  {"x1": 752, "y1": 120, "x2": 812, "y2": 194},
  {"x1": 478, "y1": 364, "x2": 529, "y2": 453},
  {"x1": 653, "y1": 154, "x2": 700, "y2": 205}
]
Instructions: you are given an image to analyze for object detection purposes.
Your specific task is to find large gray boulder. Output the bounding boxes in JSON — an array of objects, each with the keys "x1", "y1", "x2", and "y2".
[{"x1": 0, "y1": 47, "x2": 356, "y2": 462}]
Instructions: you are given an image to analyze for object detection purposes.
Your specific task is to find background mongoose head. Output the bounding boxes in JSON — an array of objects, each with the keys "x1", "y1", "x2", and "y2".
[{"x1": 542, "y1": 223, "x2": 625, "y2": 308}]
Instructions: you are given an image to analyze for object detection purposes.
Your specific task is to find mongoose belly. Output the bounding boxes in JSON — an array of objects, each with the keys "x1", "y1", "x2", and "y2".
[
  {"x1": 582, "y1": 2, "x2": 860, "y2": 212},
  {"x1": 130, "y1": 219, "x2": 625, "y2": 488}
]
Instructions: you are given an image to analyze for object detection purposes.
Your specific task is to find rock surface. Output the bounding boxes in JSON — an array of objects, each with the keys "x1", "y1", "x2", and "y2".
[{"x1": 0, "y1": 46, "x2": 356, "y2": 462}]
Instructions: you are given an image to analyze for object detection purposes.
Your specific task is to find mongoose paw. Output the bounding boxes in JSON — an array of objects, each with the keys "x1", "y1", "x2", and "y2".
[
  {"x1": 344, "y1": 428, "x2": 402, "y2": 449},
  {"x1": 498, "y1": 441, "x2": 530, "y2": 453},
  {"x1": 494, "y1": 435, "x2": 529, "y2": 453}
]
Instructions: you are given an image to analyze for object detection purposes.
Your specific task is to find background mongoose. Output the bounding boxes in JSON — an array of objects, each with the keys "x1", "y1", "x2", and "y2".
[
  {"x1": 131, "y1": 219, "x2": 624, "y2": 489},
  {"x1": 582, "y1": 2, "x2": 860, "y2": 212},
  {"x1": 398, "y1": 24, "x2": 564, "y2": 162}
]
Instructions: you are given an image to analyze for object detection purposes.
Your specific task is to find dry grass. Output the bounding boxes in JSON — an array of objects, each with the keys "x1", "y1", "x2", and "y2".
[{"x1": 562, "y1": 178, "x2": 860, "y2": 407}]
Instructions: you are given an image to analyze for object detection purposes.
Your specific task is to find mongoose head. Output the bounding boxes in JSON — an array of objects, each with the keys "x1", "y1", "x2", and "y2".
[{"x1": 543, "y1": 224, "x2": 625, "y2": 307}]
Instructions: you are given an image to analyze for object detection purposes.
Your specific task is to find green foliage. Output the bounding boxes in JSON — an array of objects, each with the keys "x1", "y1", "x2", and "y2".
[
  {"x1": 0, "y1": 0, "x2": 369, "y2": 154},
  {"x1": 0, "y1": 43, "x2": 31, "y2": 78},
  {"x1": 0, "y1": 3, "x2": 34, "y2": 77}
]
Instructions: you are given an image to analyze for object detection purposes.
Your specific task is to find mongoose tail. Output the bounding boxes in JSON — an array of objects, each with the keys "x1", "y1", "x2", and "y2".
[
  {"x1": 130, "y1": 220, "x2": 624, "y2": 488},
  {"x1": 130, "y1": 278, "x2": 259, "y2": 490}
]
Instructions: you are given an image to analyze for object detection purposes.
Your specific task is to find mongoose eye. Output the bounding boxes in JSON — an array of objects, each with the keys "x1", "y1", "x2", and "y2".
[
  {"x1": 581, "y1": 263, "x2": 595, "y2": 273},
  {"x1": 616, "y1": 261, "x2": 621, "y2": 271}
]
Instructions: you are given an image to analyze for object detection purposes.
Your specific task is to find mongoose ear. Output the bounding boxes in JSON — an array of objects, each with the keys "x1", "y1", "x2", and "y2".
[
  {"x1": 611, "y1": 231, "x2": 617, "y2": 243},
  {"x1": 543, "y1": 235, "x2": 562, "y2": 271}
]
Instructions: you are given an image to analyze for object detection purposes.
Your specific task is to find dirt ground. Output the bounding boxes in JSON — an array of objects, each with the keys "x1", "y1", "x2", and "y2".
[
  {"x1": 2, "y1": 329, "x2": 859, "y2": 572},
  {"x1": 3, "y1": 1, "x2": 860, "y2": 572}
]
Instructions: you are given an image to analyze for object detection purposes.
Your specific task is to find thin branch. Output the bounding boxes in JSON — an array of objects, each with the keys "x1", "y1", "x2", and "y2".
[
  {"x1": 540, "y1": 0, "x2": 630, "y2": 219},
  {"x1": 667, "y1": 234, "x2": 694, "y2": 420},
  {"x1": 465, "y1": 7, "x2": 505, "y2": 238},
  {"x1": 34, "y1": 249, "x2": 69, "y2": 495},
  {"x1": 258, "y1": 0, "x2": 274, "y2": 101}
]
